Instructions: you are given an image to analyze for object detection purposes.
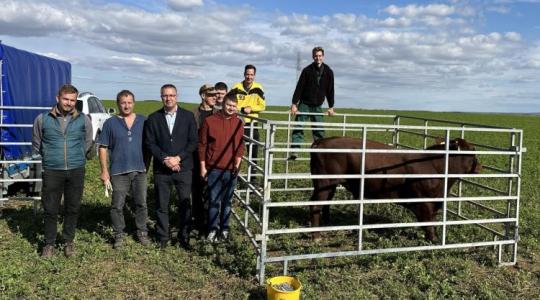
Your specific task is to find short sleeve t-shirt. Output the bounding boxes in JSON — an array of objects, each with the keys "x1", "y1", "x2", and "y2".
[{"x1": 97, "y1": 114, "x2": 146, "y2": 175}]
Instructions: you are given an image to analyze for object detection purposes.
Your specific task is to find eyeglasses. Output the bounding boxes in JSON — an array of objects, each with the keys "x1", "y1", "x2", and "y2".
[{"x1": 161, "y1": 94, "x2": 176, "y2": 99}]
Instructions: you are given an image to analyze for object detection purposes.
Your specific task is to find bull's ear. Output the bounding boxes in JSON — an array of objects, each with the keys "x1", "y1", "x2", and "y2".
[
  {"x1": 455, "y1": 138, "x2": 469, "y2": 151},
  {"x1": 435, "y1": 137, "x2": 445, "y2": 145}
]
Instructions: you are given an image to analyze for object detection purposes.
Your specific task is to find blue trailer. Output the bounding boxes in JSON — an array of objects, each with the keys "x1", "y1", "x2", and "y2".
[{"x1": 0, "y1": 42, "x2": 71, "y2": 199}]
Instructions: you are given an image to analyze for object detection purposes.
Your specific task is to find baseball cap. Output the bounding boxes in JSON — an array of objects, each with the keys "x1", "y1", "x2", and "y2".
[{"x1": 199, "y1": 84, "x2": 217, "y2": 96}]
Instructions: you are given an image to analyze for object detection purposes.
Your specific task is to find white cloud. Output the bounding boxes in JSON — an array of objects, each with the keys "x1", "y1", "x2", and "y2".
[
  {"x1": 384, "y1": 4, "x2": 457, "y2": 18},
  {"x1": 0, "y1": 0, "x2": 77, "y2": 36},
  {"x1": 167, "y1": 0, "x2": 203, "y2": 11},
  {"x1": 487, "y1": 6, "x2": 511, "y2": 14},
  {"x1": 0, "y1": 0, "x2": 538, "y2": 112}
]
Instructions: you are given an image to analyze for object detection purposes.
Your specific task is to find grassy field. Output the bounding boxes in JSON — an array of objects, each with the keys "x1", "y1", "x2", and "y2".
[{"x1": 1, "y1": 100, "x2": 539, "y2": 299}]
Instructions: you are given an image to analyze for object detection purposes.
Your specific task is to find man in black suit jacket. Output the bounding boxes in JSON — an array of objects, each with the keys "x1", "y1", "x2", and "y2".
[{"x1": 144, "y1": 84, "x2": 198, "y2": 249}]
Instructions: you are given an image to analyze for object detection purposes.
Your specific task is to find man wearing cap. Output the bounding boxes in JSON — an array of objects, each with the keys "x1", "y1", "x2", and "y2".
[
  {"x1": 289, "y1": 46, "x2": 335, "y2": 161},
  {"x1": 191, "y1": 84, "x2": 218, "y2": 237}
]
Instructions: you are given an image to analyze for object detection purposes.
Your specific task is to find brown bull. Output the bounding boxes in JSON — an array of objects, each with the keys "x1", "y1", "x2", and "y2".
[{"x1": 310, "y1": 137, "x2": 481, "y2": 241}]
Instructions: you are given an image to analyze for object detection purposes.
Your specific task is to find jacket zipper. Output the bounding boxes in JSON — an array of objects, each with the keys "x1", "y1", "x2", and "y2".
[{"x1": 64, "y1": 117, "x2": 68, "y2": 170}]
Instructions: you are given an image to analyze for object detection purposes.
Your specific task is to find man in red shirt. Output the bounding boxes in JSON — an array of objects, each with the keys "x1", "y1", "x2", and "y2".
[{"x1": 198, "y1": 94, "x2": 244, "y2": 242}]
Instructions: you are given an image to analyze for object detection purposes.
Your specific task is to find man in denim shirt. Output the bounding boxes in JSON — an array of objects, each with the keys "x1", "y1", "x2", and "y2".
[{"x1": 98, "y1": 90, "x2": 150, "y2": 248}]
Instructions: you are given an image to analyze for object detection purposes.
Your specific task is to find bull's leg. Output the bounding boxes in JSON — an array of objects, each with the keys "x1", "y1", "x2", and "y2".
[
  {"x1": 321, "y1": 187, "x2": 336, "y2": 225},
  {"x1": 310, "y1": 185, "x2": 335, "y2": 241},
  {"x1": 412, "y1": 203, "x2": 437, "y2": 241}
]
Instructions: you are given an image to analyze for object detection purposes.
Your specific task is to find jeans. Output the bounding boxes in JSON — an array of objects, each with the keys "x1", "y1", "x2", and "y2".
[
  {"x1": 41, "y1": 167, "x2": 85, "y2": 245},
  {"x1": 110, "y1": 171, "x2": 148, "y2": 237},
  {"x1": 291, "y1": 103, "x2": 325, "y2": 148},
  {"x1": 207, "y1": 169, "x2": 237, "y2": 232},
  {"x1": 154, "y1": 171, "x2": 192, "y2": 241}
]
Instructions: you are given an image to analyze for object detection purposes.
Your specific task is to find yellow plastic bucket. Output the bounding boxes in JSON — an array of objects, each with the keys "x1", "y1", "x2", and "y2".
[{"x1": 266, "y1": 276, "x2": 302, "y2": 300}]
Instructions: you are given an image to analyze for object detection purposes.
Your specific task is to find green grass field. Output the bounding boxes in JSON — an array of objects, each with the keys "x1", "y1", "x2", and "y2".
[{"x1": 1, "y1": 100, "x2": 539, "y2": 299}]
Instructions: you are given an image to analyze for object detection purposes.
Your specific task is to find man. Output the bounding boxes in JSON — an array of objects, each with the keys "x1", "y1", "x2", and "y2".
[
  {"x1": 32, "y1": 84, "x2": 93, "y2": 258},
  {"x1": 144, "y1": 84, "x2": 198, "y2": 249},
  {"x1": 230, "y1": 65, "x2": 265, "y2": 162},
  {"x1": 98, "y1": 90, "x2": 150, "y2": 249},
  {"x1": 289, "y1": 46, "x2": 335, "y2": 160},
  {"x1": 214, "y1": 82, "x2": 228, "y2": 110},
  {"x1": 198, "y1": 93, "x2": 244, "y2": 242},
  {"x1": 191, "y1": 84, "x2": 218, "y2": 237}
]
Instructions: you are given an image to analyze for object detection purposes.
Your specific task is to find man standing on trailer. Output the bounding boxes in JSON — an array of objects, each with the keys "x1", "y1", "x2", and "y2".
[
  {"x1": 32, "y1": 84, "x2": 93, "y2": 258},
  {"x1": 98, "y1": 90, "x2": 151, "y2": 249},
  {"x1": 144, "y1": 84, "x2": 198, "y2": 249},
  {"x1": 289, "y1": 46, "x2": 335, "y2": 160}
]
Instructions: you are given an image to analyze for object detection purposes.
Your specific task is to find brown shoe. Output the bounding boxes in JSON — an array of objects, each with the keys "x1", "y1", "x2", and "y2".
[
  {"x1": 64, "y1": 242, "x2": 75, "y2": 257},
  {"x1": 41, "y1": 244, "x2": 54, "y2": 258},
  {"x1": 137, "y1": 232, "x2": 151, "y2": 247}
]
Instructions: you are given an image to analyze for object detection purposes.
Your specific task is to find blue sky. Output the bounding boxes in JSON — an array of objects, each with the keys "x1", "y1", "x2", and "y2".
[{"x1": 1, "y1": 0, "x2": 540, "y2": 113}]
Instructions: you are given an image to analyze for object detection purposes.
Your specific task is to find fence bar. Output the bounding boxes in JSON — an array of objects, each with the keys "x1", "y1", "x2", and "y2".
[{"x1": 264, "y1": 240, "x2": 516, "y2": 263}]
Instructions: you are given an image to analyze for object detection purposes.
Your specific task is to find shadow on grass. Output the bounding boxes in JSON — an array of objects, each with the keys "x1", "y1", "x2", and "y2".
[{"x1": 1, "y1": 192, "x2": 159, "y2": 248}]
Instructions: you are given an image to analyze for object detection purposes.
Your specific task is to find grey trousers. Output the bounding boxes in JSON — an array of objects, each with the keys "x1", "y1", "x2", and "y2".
[{"x1": 110, "y1": 171, "x2": 148, "y2": 237}]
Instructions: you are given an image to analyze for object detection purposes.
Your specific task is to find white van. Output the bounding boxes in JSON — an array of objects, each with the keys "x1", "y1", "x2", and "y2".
[{"x1": 76, "y1": 92, "x2": 114, "y2": 141}]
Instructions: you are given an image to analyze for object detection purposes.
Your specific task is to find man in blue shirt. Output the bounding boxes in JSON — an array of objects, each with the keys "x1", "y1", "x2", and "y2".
[{"x1": 98, "y1": 90, "x2": 150, "y2": 248}]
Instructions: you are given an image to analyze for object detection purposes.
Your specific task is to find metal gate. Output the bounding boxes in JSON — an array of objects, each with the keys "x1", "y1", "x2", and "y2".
[
  {"x1": 1, "y1": 59, "x2": 46, "y2": 206},
  {"x1": 232, "y1": 111, "x2": 524, "y2": 284}
]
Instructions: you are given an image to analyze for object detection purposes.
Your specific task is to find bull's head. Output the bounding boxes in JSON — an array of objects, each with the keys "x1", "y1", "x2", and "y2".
[{"x1": 452, "y1": 138, "x2": 482, "y2": 174}]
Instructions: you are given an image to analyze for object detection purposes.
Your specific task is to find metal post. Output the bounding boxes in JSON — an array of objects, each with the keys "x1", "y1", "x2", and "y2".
[
  {"x1": 358, "y1": 127, "x2": 367, "y2": 251},
  {"x1": 457, "y1": 127, "x2": 465, "y2": 216},
  {"x1": 441, "y1": 130, "x2": 450, "y2": 245},
  {"x1": 258, "y1": 123, "x2": 276, "y2": 284},
  {"x1": 392, "y1": 116, "x2": 400, "y2": 147},
  {"x1": 510, "y1": 131, "x2": 523, "y2": 264},
  {"x1": 423, "y1": 120, "x2": 428, "y2": 149},
  {"x1": 342, "y1": 115, "x2": 347, "y2": 137},
  {"x1": 285, "y1": 112, "x2": 292, "y2": 190}
]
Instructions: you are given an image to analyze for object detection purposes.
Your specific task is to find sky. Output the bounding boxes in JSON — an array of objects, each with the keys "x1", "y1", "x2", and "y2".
[{"x1": 1, "y1": 0, "x2": 540, "y2": 113}]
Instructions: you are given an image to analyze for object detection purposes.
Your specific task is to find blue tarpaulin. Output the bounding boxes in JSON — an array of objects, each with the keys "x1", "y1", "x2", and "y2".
[{"x1": 0, "y1": 42, "x2": 71, "y2": 160}]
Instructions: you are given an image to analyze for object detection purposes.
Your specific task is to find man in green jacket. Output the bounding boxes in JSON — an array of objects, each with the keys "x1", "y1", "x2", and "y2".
[{"x1": 32, "y1": 84, "x2": 93, "y2": 258}]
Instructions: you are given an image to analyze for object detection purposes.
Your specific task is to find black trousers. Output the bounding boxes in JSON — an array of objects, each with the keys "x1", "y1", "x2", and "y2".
[
  {"x1": 191, "y1": 152, "x2": 207, "y2": 234},
  {"x1": 154, "y1": 171, "x2": 192, "y2": 241},
  {"x1": 41, "y1": 167, "x2": 85, "y2": 245}
]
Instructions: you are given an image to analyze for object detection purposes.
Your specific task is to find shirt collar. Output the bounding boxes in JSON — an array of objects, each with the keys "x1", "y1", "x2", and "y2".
[
  {"x1": 164, "y1": 107, "x2": 177, "y2": 116},
  {"x1": 50, "y1": 105, "x2": 79, "y2": 118}
]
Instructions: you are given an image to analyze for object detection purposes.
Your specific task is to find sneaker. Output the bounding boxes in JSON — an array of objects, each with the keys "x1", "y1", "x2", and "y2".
[
  {"x1": 220, "y1": 230, "x2": 230, "y2": 241},
  {"x1": 287, "y1": 153, "x2": 298, "y2": 161},
  {"x1": 41, "y1": 244, "x2": 54, "y2": 258},
  {"x1": 113, "y1": 236, "x2": 124, "y2": 249},
  {"x1": 64, "y1": 242, "x2": 75, "y2": 258},
  {"x1": 207, "y1": 230, "x2": 218, "y2": 242},
  {"x1": 137, "y1": 232, "x2": 151, "y2": 247}
]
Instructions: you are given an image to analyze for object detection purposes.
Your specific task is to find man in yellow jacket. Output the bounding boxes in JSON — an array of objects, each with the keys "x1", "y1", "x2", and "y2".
[{"x1": 230, "y1": 64, "x2": 266, "y2": 165}]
